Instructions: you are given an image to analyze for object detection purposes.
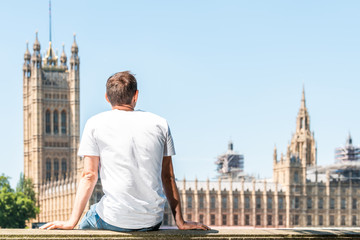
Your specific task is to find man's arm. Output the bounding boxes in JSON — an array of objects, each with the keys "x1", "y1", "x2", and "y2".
[
  {"x1": 161, "y1": 156, "x2": 210, "y2": 230},
  {"x1": 40, "y1": 156, "x2": 99, "y2": 230}
]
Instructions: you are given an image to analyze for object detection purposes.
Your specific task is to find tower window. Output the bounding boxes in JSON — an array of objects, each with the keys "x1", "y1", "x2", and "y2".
[
  {"x1": 222, "y1": 196, "x2": 227, "y2": 209},
  {"x1": 46, "y1": 159, "x2": 51, "y2": 182},
  {"x1": 294, "y1": 171, "x2": 299, "y2": 183},
  {"x1": 210, "y1": 196, "x2": 216, "y2": 209},
  {"x1": 199, "y1": 195, "x2": 204, "y2": 209},
  {"x1": 278, "y1": 215, "x2": 283, "y2": 225},
  {"x1": 256, "y1": 196, "x2": 261, "y2": 209},
  {"x1": 233, "y1": 214, "x2": 238, "y2": 225},
  {"x1": 199, "y1": 214, "x2": 204, "y2": 223},
  {"x1": 318, "y1": 198, "x2": 324, "y2": 209},
  {"x1": 267, "y1": 215, "x2": 272, "y2": 226},
  {"x1": 300, "y1": 117, "x2": 303, "y2": 129},
  {"x1": 267, "y1": 197, "x2": 273, "y2": 209},
  {"x1": 278, "y1": 197, "x2": 284, "y2": 209},
  {"x1": 53, "y1": 110, "x2": 59, "y2": 134},
  {"x1": 61, "y1": 158, "x2": 67, "y2": 180},
  {"x1": 45, "y1": 110, "x2": 51, "y2": 134},
  {"x1": 256, "y1": 215, "x2": 261, "y2": 225},
  {"x1": 54, "y1": 159, "x2": 59, "y2": 181},
  {"x1": 61, "y1": 110, "x2": 67, "y2": 134},
  {"x1": 245, "y1": 214, "x2": 250, "y2": 225},
  {"x1": 222, "y1": 214, "x2": 227, "y2": 225},
  {"x1": 233, "y1": 196, "x2": 239, "y2": 209},
  {"x1": 210, "y1": 214, "x2": 215, "y2": 225},
  {"x1": 330, "y1": 215, "x2": 335, "y2": 226},
  {"x1": 187, "y1": 195, "x2": 192, "y2": 209},
  {"x1": 245, "y1": 196, "x2": 250, "y2": 209},
  {"x1": 307, "y1": 197, "x2": 312, "y2": 209},
  {"x1": 307, "y1": 215, "x2": 312, "y2": 226},
  {"x1": 319, "y1": 215, "x2": 323, "y2": 226},
  {"x1": 330, "y1": 198, "x2": 335, "y2": 209},
  {"x1": 341, "y1": 216, "x2": 346, "y2": 226},
  {"x1": 353, "y1": 198, "x2": 357, "y2": 209}
]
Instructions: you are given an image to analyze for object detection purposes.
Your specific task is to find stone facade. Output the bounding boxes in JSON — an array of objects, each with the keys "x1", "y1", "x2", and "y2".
[{"x1": 163, "y1": 90, "x2": 360, "y2": 228}]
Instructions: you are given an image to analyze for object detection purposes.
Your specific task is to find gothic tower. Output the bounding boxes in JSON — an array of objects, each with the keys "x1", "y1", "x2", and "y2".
[
  {"x1": 289, "y1": 87, "x2": 317, "y2": 167},
  {"x1": 273, "y1": 88, "x2": 317, "y2": 186},
  {"x1": 23, "y1": 32, "x2": 80, "y2": 222}
]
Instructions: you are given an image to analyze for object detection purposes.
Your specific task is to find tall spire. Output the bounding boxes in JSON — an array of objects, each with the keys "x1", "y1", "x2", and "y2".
[
  {"x1": 49, "y1": 0, "x2": 52, "y2": 43},
  {"x1": 301, "y1": 85, "x2": 306, "y2": 109}
]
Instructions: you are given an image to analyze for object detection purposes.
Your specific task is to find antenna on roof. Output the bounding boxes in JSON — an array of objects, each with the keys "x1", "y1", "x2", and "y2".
[{"x1": 49, "y1": 0, "x2": 52, "y2": 42}]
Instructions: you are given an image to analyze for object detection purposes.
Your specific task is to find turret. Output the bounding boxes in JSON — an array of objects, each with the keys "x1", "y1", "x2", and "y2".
[
  {"x1": 70, "y1": 34, "x2": 79, "y2": 71},
  {"x1": 32, "y1": 32, "x2": 42, "y2": 69},
  {"x1": 60, "y1": 44, "x2": 67, "y2": 69},
  {"x1": 23, "y1": 41, "x2": 31, "y2": 78}
]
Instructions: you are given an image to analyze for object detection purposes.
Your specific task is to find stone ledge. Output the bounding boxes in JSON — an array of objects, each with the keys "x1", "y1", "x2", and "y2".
[{"x1": 1, "y1": 228, "x2": 360, "y2": 240}]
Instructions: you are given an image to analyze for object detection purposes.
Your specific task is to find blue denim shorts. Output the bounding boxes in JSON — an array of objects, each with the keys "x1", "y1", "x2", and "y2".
[{"x1": 79, "y1": 204, "x2": 162, "y2": 232}]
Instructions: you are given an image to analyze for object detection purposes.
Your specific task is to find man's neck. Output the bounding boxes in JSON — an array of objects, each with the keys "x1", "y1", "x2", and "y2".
[{"x1": 112, "y1": 105, "x2": 134, "y2": 111}]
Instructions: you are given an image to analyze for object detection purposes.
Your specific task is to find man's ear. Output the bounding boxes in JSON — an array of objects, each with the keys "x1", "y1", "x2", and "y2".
[
  {"x1": 133, "y1": 90, "x2": 139, "y2": 104},
  {"x1": 105, "y1": 93, "x2": 110, "y2": 103}
]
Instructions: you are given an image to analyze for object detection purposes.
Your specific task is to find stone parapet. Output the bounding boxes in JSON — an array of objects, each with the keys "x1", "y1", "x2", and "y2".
[{"x1": 1, "y1": 228, "x2": 360, "y2": 239}]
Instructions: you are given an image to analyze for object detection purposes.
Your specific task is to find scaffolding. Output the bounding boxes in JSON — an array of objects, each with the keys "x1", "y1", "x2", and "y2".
[
  {"x1": 307, "y1": 134, "x2": 360, "y2": 181},
  {"x1": 335, "y1": 134, "x2": 360, "y2": 162},
  {"x1": 215, "y1": 141, "x2": 244, "y2": 178}
]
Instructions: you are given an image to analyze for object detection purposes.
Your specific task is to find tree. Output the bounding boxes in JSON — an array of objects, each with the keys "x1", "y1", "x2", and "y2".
[
  {"x1": 0, "y1": 174, "x2": 39, "y2": 228},
  {"x1": 17, "y1": 173, "x2": 36, "y2": 202}
]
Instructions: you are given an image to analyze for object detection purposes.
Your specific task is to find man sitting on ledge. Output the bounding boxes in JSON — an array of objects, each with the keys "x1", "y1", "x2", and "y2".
[{"x1": 40, "y1": 71, "x2": 210, "y2": 231}]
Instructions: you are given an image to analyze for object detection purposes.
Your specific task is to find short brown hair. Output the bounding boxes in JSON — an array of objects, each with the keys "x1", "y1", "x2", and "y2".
[{"x1": 106, "y1": 71, "x2": 137, "y2": 106}]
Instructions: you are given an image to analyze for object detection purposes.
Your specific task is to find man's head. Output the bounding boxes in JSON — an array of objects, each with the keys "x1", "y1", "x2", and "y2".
[{"x1": 105, "y1": 71, "x2": 138, "y2": 107}]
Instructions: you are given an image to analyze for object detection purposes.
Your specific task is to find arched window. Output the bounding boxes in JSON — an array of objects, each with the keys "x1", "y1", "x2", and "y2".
[
  {"x1": 54, "y1": 159, "x2": 59, "y2": 181},
  {"x1": 61, "y1": 158, "x2": 67, "y2": 180},
  {"x1": 53, "y1": 110, "x2": 59, "y2": 134},
  {"x1": 294, "y1": 171, "x2": 299, "y2": 183},
  {"x1": 45, "y1": 110, "x2": 51, "y2": 134},
  {"x1": 46, "y1": 159, "x2": 51, "y2": 181},
  {"x1": 61, "y1": 110, "x2": 67, "y2": 134}
]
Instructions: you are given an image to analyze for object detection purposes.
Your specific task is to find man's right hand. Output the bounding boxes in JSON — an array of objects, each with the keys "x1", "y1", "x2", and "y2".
[{"x1": 177, "y1": 221, "x2": 211, "y2": 230}]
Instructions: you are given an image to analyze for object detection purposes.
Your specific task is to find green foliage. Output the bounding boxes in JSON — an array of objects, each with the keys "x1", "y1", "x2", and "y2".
[
  {"x1": 0, "y1": 174, "x2": 39, "y2": 228},
  {"x1": 0, "y1": 174, "x2": 13, "y2": 192},
  {"x1": 16, "y1": 173, "x2": 36, "y2": 202}
]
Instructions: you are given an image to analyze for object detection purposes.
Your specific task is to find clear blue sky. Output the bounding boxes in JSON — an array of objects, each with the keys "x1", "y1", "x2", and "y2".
[{"x1": 0, "y1": 1, "x2": 359, "y2": 187}]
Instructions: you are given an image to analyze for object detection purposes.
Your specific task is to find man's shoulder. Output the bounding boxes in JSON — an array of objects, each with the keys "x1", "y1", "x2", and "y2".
[
  {"x1": 85, "y1": 111, "x2": 112, "y2": 125},
  {"x1": 136, "y1": 110, "x2": 166, "y2": 121},
  {"x1": 135, "y1": 110, "x2": 169, "y2": 126}
]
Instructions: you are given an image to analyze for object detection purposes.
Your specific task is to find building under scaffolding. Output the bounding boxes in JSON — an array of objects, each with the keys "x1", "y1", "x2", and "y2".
[
  {"x1": 335, "y1": 133, "x2": 360, "y2": 162},
  {"x1": 308, "y1": 134, "x2": 360, "y2": 181},
  {"x1": 215, "y1": 141, "x2": 244, "y2": 179}
]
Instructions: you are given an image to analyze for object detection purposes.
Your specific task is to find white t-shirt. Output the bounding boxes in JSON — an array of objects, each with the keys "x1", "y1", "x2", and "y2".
[{"x1": 77, "y1": 109, "x2": 175, "y2": 229}]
